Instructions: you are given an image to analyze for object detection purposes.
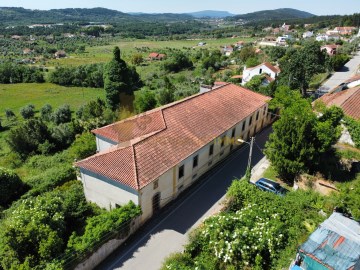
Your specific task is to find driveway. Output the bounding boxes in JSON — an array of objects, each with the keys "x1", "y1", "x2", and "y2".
[
  {"x1": 322, "y1": 52, "x2": 360, "y2": 90},
  {"x1": 96, "y1": 127, "x2": 271, "y2": 270}
]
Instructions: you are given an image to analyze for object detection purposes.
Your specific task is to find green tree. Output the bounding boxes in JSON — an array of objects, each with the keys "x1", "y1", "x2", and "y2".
[
  {"x1": 104, "y1": 46, "x2": 141, "y2": 110},
  {"x1": 279, "y1": 41, "x2": 327, "y2": 96},
  {"x1": 265, "y1": 97, "x2": 343, "y2": 181},
  {"x1": 6, "y1": 119, "x2": 52, "y2": 159},
  {"x1": 52, "y1": 104, "x2": 72, "y2": 125},
  {"x1": 163, "y1": 52, "x2": 193, "y2": 73},
  {"x1": 20, "y1": 104, "x2": 35, "y2": 119},
  {"x1": 0, "y1": 167, "x2": 25, "y2": 206},
  {"x1": 40, "y1": 104, "x2": 53, "y2": 121},
  {"x1": 134, "y1": 90, "x2": 157, "y2": 113},
  {"x1": 131, "y1": 53, "x2": 144, "y2": 66},
  {"x1": 157, "y1": 77, "x2": 176, "y2": 105}
]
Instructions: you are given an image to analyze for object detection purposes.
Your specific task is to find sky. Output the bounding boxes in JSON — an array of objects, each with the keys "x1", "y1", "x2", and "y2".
[{"x1": 0, "y1": 0, "x2": 359, "y2": 16}]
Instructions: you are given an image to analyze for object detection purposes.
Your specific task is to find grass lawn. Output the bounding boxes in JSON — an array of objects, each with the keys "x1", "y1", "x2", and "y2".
[
  {"x1": 261, "y1": 165, "x2": 278, "y2": 181},
  {"x1": 0, "y1": 83, "x2": 105, "y2": 118}
]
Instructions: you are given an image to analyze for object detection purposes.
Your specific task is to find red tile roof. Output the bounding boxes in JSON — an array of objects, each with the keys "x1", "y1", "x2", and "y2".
[
  {"x1": 76, "y1": 84, "x2": 271, "y2": 190},
  {"x1": 149, "y1": 52, "x2": 159, "y2": 58},
  {"x1": 319, "y1": 86, "x2": 360, "y2": 120},
  {"x1": 247, "y1": 62, "x2": 280, "y2": 74}
]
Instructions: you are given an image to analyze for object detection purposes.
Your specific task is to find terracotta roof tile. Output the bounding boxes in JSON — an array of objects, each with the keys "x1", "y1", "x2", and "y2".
[
  {"x1": 77, "y1": 84, "x2": 271, "y2": 190},
  {"x1": 247, "y1": 62, "x2": 280, "y2": 73},
  {"x1": 319, "y1": 86, "x2": 360, "y2": 120},
  {"x1": 92, "y1": 110, "x2": 166, "y2": 144}
]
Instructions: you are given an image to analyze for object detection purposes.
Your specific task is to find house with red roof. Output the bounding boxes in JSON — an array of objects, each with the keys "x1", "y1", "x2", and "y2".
[
  {"x1": 318, "y1": 86, "x2": 360, "y2": 120},
  {"x1": 241, "y1": 62, "x2": 281, "y2": 85},
  {"x1": 321, "y1": 44, "x2": 340, "y2": 56},
  {"x1": 76, "y1": 83, "x2": 272, "y2": 222},
  {"x1": 148, "y1": 52, "x2": 166, "y2": 61}
]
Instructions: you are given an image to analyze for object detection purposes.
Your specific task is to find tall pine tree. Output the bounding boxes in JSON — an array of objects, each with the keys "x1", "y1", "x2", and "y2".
[{"x1": 103, "y1": 47, "x2": 141, "y2": 110}]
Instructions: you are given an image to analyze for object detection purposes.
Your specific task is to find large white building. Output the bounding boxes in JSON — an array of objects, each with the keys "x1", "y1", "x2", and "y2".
[
  {"x1": 76, "y1": 83, "x2": 272, "y2": 222},
  {"x1": 241, "y1": 62, "x2": 280, "y2": 85}
]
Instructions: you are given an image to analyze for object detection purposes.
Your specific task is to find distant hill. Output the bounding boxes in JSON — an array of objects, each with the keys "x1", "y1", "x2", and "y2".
[
  {"x1": 0, "y1": 7, "x2": 194, "y2": 25},
  {"x1": 230, "y1": 8, "x2": 315, "y2": 22},
  {"x1": 187, "y1": 10, "x2": 235, "y2": 18}
]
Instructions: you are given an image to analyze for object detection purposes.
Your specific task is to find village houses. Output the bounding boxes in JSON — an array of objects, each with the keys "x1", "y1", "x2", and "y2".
[{"x1": 76, "y1": 83, "x2": 272, "y2": 222}]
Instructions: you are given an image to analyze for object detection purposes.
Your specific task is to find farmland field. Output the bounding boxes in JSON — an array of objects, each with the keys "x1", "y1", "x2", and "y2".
[{"x1": 0, "y1": 83, "x2": 105, "y2": 118}]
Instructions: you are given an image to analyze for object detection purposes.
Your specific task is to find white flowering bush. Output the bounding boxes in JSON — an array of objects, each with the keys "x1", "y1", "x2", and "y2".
[
  {"x1": 201, "y1": 204, "x2": 285, "y2": 268},
  {"x1": 162, "y1": 180, "x2": 326, "y2": 270},
  {"x1": 0, "y1": 194, "x2": 65, "y2": 269}
]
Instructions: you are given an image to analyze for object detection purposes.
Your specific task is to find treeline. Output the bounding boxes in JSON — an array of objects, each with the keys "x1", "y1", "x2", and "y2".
[
  {"x1": 247, "y1": 13, "x2": 360, "y2": 29},
  {"x1": 0, "y1": 62, "x2": 44, "y2": 83},
  {"x1": 49, "y1": 63, "x2": 104, "y2": 88}
]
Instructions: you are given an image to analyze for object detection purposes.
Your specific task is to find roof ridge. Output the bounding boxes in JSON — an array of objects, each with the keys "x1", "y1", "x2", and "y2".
[{"x1": 132, "y1": 145, "x2": 140, "y2": 190}]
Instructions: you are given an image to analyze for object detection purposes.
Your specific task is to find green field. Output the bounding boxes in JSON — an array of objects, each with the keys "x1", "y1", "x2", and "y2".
[
  {"x1": 0, "y1": 83, "x2": 105, "y2": 117},
  {"x1": 45, "y1": 37, "x2": 256, "y2": 67}
]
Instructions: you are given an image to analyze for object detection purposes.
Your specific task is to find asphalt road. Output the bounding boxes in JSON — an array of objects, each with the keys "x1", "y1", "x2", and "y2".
[
  {"x1": 322, "y1": 52, "x2": 360, "y2": 90},
  {"x1": 96, "y1": 127, "x2": 272, "y2": 270}
]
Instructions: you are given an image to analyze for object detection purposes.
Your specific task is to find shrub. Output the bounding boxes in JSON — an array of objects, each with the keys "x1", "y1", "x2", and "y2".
[
  {"x1": 6, "y1": 119, "x2": 52, "y2": 159},
  {"x1": 66, "y1": 201, "x2": 141, "y2": 255},
  {"x1": 24, "y1": 166, "x2": 76, "y2": 197},
  {"x1": 52, "y1": 104, "x2": 72, "y2": 125},
  {"x1": 40, "y1": 104, "x2": 53, "y2": 121},
  {"x1": 19, "y1": 104, "x2": 35, "y2": 119},
  {"x1": 0, "y1": 167, "x2": 25, "y2": 206},
  {"x1": 344, "y1": 116, "x2": 360, "y2": 148}
]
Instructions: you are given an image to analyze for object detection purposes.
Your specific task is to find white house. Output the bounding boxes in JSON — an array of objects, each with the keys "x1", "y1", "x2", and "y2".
[
  {"x1": 241, "y1": 62, "x2": 280, "y2": 85},
  {"x1": 302, "y1": 31, "x2": 314, "y2": 38},
  {"x1": 76, "y1": 83, "x2": 272, "y2": 223}
]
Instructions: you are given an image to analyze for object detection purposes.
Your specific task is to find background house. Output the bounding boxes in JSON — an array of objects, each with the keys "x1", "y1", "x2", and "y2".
[
  {"x1": 319, "y1": 86, "x2": 360, "y2": 120},
  {"x1": 321, "y1": 44, "x2": 340, "y2": 56},
  {"x1": 242, "y1": 62, "x2": 280, "y2": 85},
  {"x1": 54, "y1": 50, "x2": 66, "y2": 58},
  {"x1": 148, "y1": 52, "x2": 166, "y2": 61},
  {"x1": 76, "y1": 83, "x2": 272, "y2": 223}
]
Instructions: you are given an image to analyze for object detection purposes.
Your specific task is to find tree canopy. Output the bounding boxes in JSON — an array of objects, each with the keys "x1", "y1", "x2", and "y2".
[
  {"x1": 265, "y1": 87, "x2": 343, "y2": 181},
  {"x1": 103, "y1": 46, "x2": 141, "y2": 110}
]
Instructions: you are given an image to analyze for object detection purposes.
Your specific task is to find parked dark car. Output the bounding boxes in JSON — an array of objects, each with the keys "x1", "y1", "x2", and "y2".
[{"x1": 254, "y1": 178, "x2": 288, "y2": 196}]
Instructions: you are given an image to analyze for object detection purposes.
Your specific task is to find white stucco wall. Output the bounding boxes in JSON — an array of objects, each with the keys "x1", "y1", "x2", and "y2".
[
  {"x1": 96, "y1": 135, "x2": 117, "y2": 152},
  {"x1": 242, "y1": 65, "x2": 277, "y2": 84},
  {"x1": 81, "y1": 169, "x2": 139, "y2": 210}
]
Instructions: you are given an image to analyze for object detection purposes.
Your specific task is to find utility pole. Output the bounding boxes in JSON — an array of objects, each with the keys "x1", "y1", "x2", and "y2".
[{"x1": 247, "y1": 137, "x2": 254, "y2": 178}]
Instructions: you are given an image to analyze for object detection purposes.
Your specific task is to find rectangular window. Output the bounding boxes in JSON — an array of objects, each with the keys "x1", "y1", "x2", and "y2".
[
  {"x1": 256, "y1": 111, "x2": 259, "y2": 120},
  {"x1": 231, "y1": 128, "x2": 236, "y2": 138},
  {"x1": 209, "y1": 144, "x2": 214, "y2": 156},
  {"x1": 178, "y1": 165, "x2": 184, "y2": 179},
  {"x1": 263, "y1": 107, "x2": 267, "y2": 115},
  {"x1": 249, "y1": 115, "x2": 253, "y2": 126},
  {"x1": 153, "y1": 180, "x2": 159, "y2": 190},
  {"x1": 220, "y1": 136, "x2": 225, "y2": 148},
  {"x1": 193, "y1": 155, "x2": 198, "y2": 168},
  {"x1": 242, "y1": 121, "x2": 245, "y2": 131}
]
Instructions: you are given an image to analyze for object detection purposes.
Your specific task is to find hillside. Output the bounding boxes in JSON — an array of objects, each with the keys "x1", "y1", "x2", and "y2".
[
  {"x1": 230, "y1": 8, "x2": 315, "y2": 22},
  {"x1": 187, "y1": 10, "x2": 235, "y2": 18},
  {"x1": 0, "y1": 7, "x2": 194, "y2": 25}
]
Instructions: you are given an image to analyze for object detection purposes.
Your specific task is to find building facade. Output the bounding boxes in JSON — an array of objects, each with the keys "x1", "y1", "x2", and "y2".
[
  {"x1": 242, "y1": 62, "x2": 280, "y2": 85},
  {"x1": 76, "y1": 83, "x2": 272, "y2": 222}
]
